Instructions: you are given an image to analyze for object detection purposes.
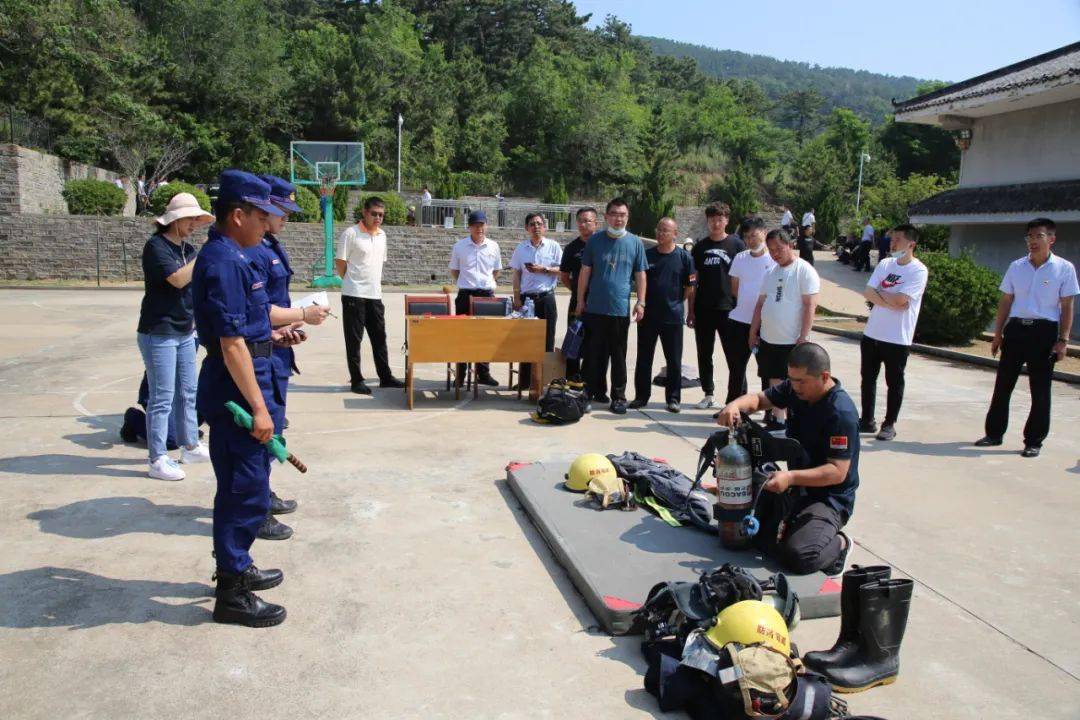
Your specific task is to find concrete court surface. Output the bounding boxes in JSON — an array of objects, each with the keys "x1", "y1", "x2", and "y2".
[{"x1": 0, "y1": 288, "x2": 1077, "y2": 720}]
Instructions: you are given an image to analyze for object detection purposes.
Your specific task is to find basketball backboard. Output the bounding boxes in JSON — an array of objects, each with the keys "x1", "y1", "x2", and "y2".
[{"x1": 290, "y1": 141, "x2": 366, "y2": 187}]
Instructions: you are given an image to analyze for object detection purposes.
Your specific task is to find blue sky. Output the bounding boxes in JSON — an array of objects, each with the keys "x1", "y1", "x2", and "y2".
[{"x1": 572, "y1": 0, "x2": 1080, "y2": 81}]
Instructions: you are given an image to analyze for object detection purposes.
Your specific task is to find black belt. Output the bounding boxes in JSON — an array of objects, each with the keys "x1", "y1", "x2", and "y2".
[
  {"x1": 523, "y1": 291, "x2": 553, "y2": 299},
  {"x1": 1010, "y1": 318, "x2": 1056, "y2": 327},
  {"x1": 458, "y1": 288, "x2": 494, "y2": 295},
  {"x1": 204, "y1": 339, "x2": 272, "y2": 359}
]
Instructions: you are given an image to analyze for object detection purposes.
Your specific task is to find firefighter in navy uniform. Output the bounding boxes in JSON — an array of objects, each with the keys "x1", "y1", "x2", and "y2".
[
  {"x1": 715, "y1": 343, "x2": 859, "y2": 576},
  {"x1": 193, "y1": 170, "x2": 302, "y2": 627},
  {"x1": 249, "y1": 175, "x2": 330, "y2": 541}
]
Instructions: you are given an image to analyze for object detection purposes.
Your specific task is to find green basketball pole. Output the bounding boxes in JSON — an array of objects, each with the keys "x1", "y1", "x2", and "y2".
[{"x1": 311, "y1": 189, "x2": 341, "y2": 288}]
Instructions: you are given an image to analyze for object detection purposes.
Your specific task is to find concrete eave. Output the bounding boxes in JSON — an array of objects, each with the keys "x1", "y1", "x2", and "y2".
[
  {"x1": 895, "y1": 80, "x2": 1080, "y2": 126},
  {"x1": 910, "y1": 211, "x2": 1080, "y2": 225}
]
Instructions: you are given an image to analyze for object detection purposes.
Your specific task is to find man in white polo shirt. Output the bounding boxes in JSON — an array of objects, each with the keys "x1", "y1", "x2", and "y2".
[
  {"x1": 449, "y1": 210, "x2": 502, "y2": 387},
  {"x1": 751, "y1": 228, "x2": 820, "y2": 428},
  {"x1": 335, "y1": 196, "x2": 404, "y2": 395},
  {"x1": 511, "y1": 212, "x2": 563, "y2": 389},
  {"x1": 859, "y1": 224, "x2": 928, "y2": 441},
  {"x1": 722, "y1": 216, "x2": 775, "y2": 405},
  {"x1": 976, "y1": 218, "x2": 1077, "y2": 457}
]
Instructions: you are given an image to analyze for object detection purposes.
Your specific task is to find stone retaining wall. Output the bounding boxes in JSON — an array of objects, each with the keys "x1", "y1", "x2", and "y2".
[{"x1": 0, "y1": 144, "x2": 136, "y2": 216}]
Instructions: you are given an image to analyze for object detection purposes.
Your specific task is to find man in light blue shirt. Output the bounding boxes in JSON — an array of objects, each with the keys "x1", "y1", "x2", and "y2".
[
  {"x1": 511, "y1": 212, "x2": 563, "y2": 389},
  {"x1": 575, "y1": 198, "x2": 647, "y2": 414}
]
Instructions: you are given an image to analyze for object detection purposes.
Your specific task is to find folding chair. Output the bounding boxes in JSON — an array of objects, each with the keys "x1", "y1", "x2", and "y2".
[{"x1": 404, "y1": 294, "x2": 455, "y2": 393}]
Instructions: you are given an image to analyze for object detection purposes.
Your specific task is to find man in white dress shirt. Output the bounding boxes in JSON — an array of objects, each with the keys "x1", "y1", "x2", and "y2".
[
  {"x1": 510, "y1": 212, "x2": 563, "y2": 389},
  {"x1": 449, "y1": 210, "x2": 503, "y2": 386}
]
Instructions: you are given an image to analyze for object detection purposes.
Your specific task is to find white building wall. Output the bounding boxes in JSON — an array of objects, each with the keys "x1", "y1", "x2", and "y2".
[{"x1": 960, "y1": 99, "x2": 1080, "y2": 187}]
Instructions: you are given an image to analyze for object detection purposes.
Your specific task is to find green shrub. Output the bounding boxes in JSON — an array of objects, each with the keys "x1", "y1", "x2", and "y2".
[
  {"x1": 914, "y1": 252, "x2": 1000, "y2": 345},
  {"x1": 353, "y1": 192, "x2": 409, "y2": 226},
  {"x1": 62, "y1": 179, "x2": 127, "y2": 216},
  {"x1": 543, "y1": 177, "x2": 569, "y2": 204},
  {"x1": 364, "y1": 162, "x2": 395, "y2": 191},
  {"x1": 149, "y1": 182, "x2": 211, "y2": 216},
  {"x1": 290, "y1": 186, "x2": 320, "y2": 223}
]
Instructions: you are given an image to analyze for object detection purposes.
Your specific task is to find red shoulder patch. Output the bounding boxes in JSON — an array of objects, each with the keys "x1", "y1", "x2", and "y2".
[{"x1": 829, "y1": 435, "x2": 849, "y2": 450}]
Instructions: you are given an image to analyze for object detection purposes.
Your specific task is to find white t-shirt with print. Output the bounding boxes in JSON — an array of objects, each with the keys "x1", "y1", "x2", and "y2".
[
  {"x1": 336, "y1": 224, "x2": 387, "y2": 299},
  {"x1": 864, "y1": 257, "x2": 928, "y2": 346},
  {"x1": 729, "y1": 249, "x2": 776, "y2": 325},
  {"x1": 759, "y1": 258, "x2": 820, "y2": 344}
]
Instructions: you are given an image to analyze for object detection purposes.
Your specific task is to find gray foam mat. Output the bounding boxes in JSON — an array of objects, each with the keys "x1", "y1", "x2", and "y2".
[{"x1": 507, "y1": 459, "x2": 841, "y2": 635}]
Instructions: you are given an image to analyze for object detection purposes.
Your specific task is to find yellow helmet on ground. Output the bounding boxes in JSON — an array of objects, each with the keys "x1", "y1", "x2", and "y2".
[
  {"x1": 704, "y1": 600, "x2": 791, "y2": 655},
  {"x1": 565, "y1": 453, "x2": 617, "y2": 493}
]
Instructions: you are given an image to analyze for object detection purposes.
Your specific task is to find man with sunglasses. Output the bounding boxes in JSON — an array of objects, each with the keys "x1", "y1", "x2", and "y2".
[
  {"x1": 975, "y1": 218, "x2": 1077, "y2": 457},
  {"x1": 336, "y1": 196, "x2": 404, "y2": 395}
]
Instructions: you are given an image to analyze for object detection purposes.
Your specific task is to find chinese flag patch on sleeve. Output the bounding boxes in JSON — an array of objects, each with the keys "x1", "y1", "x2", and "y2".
[{"x1": 830, "y1": 435, "x2": 849, "y2": 450}]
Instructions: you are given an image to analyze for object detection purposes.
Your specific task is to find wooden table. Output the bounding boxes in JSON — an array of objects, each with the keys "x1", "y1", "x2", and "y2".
[{"x1": 405, "y1": 317, "x2": 547, "y2": 409}]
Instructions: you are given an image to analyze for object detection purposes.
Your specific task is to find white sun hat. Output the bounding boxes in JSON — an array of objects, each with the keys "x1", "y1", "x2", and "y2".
[{"x1": 155, "y1": 192, "x2": 214, "y2": 226}]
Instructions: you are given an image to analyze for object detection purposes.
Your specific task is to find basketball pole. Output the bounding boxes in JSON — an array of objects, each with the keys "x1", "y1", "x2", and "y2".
[{"x1": 312, "y1": 180, "x2": 341, "y2": 288}]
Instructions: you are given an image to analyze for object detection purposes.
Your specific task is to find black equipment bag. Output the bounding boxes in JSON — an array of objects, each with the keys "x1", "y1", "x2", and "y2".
[{"x1": 531, "y1": 377, "x2": 590, "y2": 425}]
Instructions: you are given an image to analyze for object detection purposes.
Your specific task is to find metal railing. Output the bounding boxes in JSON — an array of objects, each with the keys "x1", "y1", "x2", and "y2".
[
  {"x1": 417, "y1": 198, "x2": 592, "y2": 232},
  {"x1": 2, "y1": 107, "x2": 54, "y2": 151}
]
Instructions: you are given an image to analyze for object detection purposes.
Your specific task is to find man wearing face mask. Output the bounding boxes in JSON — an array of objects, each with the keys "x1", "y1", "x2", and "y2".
[
  {"x1": 722, "y1": 217, "x2": 774, "y2": 406},
  {"x1": 859, "y1": 224, "x2": 928, "y2": 441},
  {"x1": 575, "y1": 198, "x2": 648, "y2": 414}
]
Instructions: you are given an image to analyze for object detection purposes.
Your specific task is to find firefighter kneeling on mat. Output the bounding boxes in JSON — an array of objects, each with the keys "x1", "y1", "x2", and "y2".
[{"x1": 715, "y1": 342, "x2": 858, "y2": 576}]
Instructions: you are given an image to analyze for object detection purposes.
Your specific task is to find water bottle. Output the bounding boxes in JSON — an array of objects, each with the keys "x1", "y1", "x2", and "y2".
[{"x1": 523, "y1": 298, "x2": 535, "y2": 318}]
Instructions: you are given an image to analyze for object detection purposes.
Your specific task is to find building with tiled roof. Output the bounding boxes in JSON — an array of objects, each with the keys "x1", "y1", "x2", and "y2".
[{"x1": 894, "y1": 43, "x2": 1079, "y2": 336}]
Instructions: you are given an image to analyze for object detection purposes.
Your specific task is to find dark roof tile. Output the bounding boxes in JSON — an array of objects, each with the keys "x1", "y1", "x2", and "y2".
[{"x1": 910, "y1": 180, "x2": 1080, "y2": 216}]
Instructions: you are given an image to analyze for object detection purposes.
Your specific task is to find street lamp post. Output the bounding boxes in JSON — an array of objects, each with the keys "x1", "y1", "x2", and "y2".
[
  {"x1": 855, "y1": 151, "x2": 871, "y2": 218},
  {"x1": 396, "y1": 113, "x2": 403, "y2": 194}
]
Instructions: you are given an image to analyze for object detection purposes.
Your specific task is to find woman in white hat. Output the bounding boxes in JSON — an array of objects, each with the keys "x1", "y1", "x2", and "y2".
[{"x1": 136, "y1": 192, "x2": 214, "y2": 481}]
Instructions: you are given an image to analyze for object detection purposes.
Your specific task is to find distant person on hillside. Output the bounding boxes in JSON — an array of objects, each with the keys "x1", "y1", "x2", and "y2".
[
  {"x1": 780, "y1": 205, "x2": 794, "y2": 229},
  {"x1": 420, "y1": 185, "x2": 432, "y2": 225},
  {"x1": 801, "y1": 207, "x2": 816, "y2": 230}
]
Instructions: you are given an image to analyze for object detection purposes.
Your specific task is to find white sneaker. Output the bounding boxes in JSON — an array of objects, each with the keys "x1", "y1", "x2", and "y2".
[
  {"x1": 149, "y1": 455, "x2": 186, "y2": 481},
  {"x1": 697, "y1": 395, "x2": 717, "y2": 410},
  {"x1": 180, "y1": 443, "x2": 211, "y2": 464}
]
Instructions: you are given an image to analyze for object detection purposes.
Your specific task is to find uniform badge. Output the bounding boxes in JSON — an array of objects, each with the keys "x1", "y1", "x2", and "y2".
[
  {"x1": 829, "y1": 435, "x2": 849, "y2": 450},
  {"x1": 289, "y1": 192, "x2": 296, "y2": 202},
  {"x1": 252, "y1": 281, "x2": 264, "y2": 290},
  {"x1": 272, "y1": 258, "x2": 281, "y2": 265}
]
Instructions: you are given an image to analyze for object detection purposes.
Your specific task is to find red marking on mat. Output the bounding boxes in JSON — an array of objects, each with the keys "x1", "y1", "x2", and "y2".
[
  {"x1": 652, "y1": 457, "x2": 668, "y2": 464},
  {"x1": 818, "y1": 578, "x2": 842, "y2": 594},
  {"x1": 505, "y1": 461, "x2": 532, "y2": 472},
  {"x1": 603, "y1": 595, "x2": 642, "y2": 611}
]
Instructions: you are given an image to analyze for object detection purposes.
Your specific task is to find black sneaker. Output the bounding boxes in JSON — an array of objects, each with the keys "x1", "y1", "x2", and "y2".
[
  {"x1": 974, "y1": 436, "x2": 1003, "y2": 447},
  {"x1": 875, "y1": 424, "x2": 896, "y2": 441},
  {"x1": 477, "y1": 374, "x2": 500, "y2": 387},
  {"x1": 666, "y1": 401, "x2": 681, "y2": 414},
  {"x1": 858, "y1": 419, "x2": 878, "y2": 434},
  {"x1": 351, "y1": 382, "x2": 372, "y2": 395},
  {"x1": 628, "y1": 398, "x2": 648, "y2": 409},
  {"x1": 610, "y1": 399, "x2": 627, "y2": 415},
  {"x1": 1021, "y1": 445, "x2": 1041, "y2": 458},
  {"x1": 380, "y1": 377, "x2": 405, "y2": 389},
  {"x1": 257, "y1": 515, "x2": 293, "y2": 541},
  {"x1": 826, "y1": 531, "x2": 853, "y2": 577},
  {"x1": 270, "y1": 491, "x2": 297, "y2": 515}
]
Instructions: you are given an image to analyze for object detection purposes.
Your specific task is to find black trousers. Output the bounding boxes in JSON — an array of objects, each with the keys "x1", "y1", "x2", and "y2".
[
  {"x1": 984, "y1": 318, "x2": 1058, "y2": 446},
  {"x1": 694, "y1": 307, "x2": 741, "y2": 398},
  {"x1": 342, "y1": 296, "x2": 393, "y2": 385},
  {"x1": 634, "y1": 321, "x2": 683, "y2": 403},
  {"x1": 455, "y1": 288, "x2": 494, "y2": 380},
  {"x1": 853, "y1": 242, "x2": 873, "y2": 271},
  {"x1": 860, "y1": 336, "x2": 911, "y2": 425},
  {"x1": 518, "y1": 292, "x2": 557, "y2": 386},
  {"x1": 753, "y1": 493, "x2": 845, "y2": 575},
  {"x1": 583, "y1": 313, "x2": 630, "y2": 400},
  {"x1": 721, "y1": 319, "x2": 754, "y2": 403}
]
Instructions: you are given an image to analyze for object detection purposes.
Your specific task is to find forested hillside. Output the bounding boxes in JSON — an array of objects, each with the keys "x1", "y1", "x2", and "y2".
[
  {"x1": 644, "y1": 36, "x2": 931, "y2": 123},
  {"x1": 0, "y1": 0, "x2": 959, "y2": 241}
]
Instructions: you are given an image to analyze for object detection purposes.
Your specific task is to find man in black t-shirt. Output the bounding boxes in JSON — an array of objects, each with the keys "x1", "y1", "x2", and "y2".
[
  {"x1": 689, "y1": 203, "x2": 746, "y2": 409},
  {"x1": 630, "y1": 218, "x2": 695, "y2": 412},
  {"x1": 559, "y1": 206, "x2": 600, "y2": 387},
  {"x1": 715, "y1": 343, "x2": 859, "y2": 576}
]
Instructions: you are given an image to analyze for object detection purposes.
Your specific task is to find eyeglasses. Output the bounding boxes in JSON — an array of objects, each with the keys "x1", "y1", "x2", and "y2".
[
  {"x1": 1024, "y1": 233, "x2": 1050, "y2": 241},
  {"x1": 527, "y1": 220, "x2": 545, "y2": 227}
]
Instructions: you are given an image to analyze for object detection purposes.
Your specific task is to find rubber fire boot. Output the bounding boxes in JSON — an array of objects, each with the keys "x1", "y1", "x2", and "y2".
[
  {"x1": 823, "y1": 578, "x2": 913, "y2": 693},
  {"x1": 803, "y1": 565, "x2": 892, "y2": 671},
  {"x1": 212, "y1": 570, "x2": 287, "y2": 628}
]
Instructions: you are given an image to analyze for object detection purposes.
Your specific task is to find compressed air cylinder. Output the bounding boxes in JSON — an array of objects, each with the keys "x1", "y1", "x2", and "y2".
[{"x1": 715, "y1": 432, "x2": 754, "y2": 550}]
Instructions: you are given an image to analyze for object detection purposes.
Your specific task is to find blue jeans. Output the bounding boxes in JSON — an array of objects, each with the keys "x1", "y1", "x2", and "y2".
[{"x1": 137, "y1": 332, "x2": 198, "y2": 460}]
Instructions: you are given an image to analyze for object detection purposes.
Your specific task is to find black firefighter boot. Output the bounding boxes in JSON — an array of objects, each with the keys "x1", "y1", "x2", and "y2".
[
  {"x1": 822, "y1": 578, "x2": 913, "y2": 693},
  {"x1": 212, "y1": 567, "x2": 287, "y2": 628},
  {"x1": 803, "y1": 565, "x2": 891, "y2": 672}
]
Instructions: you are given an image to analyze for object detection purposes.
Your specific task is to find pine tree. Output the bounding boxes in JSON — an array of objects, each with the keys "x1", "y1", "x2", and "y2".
[{"x1": 627, "y1": 105, "x2": 676, "y2": 237}]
